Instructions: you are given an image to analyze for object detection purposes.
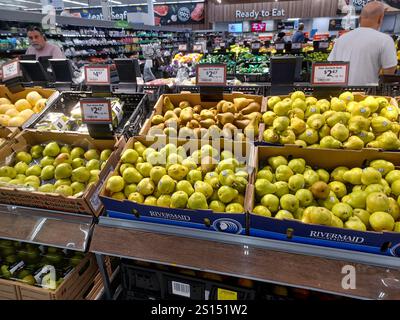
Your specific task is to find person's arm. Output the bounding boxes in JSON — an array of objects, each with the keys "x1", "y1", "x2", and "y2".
[{"x1": 380, "y1": 36, "x2": 398, "y2": 74}]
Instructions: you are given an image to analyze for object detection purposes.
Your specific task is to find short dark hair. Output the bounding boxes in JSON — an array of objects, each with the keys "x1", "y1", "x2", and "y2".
[
  {"x1": 27, "y1": 25, "x2": 44, "y2": 35},
  {"x1": 298, "y1": 23, "x2": 305, "y2": 31}
]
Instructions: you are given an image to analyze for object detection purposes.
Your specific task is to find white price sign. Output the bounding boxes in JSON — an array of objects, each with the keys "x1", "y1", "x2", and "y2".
[
  {"x1": 275, "y1": 43, "x2": 285, "y2": 50},
  {"x1": 220, "y1": 42, "x2": 226, "y2": 48},
  {"x1": 292, "y1": 43, "x2": 302, "y2": 50},
  {"x1": 319, "y1": 41, "x2": 329, "y2": 49},
  {"x1": 2, "y1": 60, "x2": 20, "y2": 81},
  {"x1": 312, "y1": 62, "x2": 349, "y2": 85},
  {"x1": 179, "y1": 44, "x2": 187, "y2": 51},
  {"x1": 196, "y1": 64, "x2": 226, "y2": 86},
  {"x1": 80, "y1": 99, "x2": 112, "y2": 123},
  {"x1": 193, "y1": 44, "x2": 202, "y2": 52},
  {"x1": 84, "y1": 66, "x2": 110, "y2": 85},
  {"x1": 251, "y1": 42, "x2": 261, "y2": 49}
]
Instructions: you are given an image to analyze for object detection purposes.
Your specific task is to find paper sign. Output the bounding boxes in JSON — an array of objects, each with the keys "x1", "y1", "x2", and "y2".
[
  {"x1": 275, "y1": 43, "x2": 285, "y2": 50},
  {"x1": 193, "y1": 44, "x2": 202, "y2": 52},
  {"x1": 84, "y1": 66, "x2": 110, "y2": 85},
  {"x1": 311, "y1": 62, "x2": 349, "y2": 85},
  {"x1": 2, "y1": 60, "x2": 20, "y2": 81},
  {"x1": 80, "y1": 99, "x2": 112, "y2": 123},
  {"x1": 292, "y1": 43, "x2": 302, "y2": 50},
  {"x1": 319, "y1": 41, "x2": 329, "y2": 49},
  {"x1": 251, "y1": 42, "x2": 261, "y2": 50},
  {"x1": 178, "y1": 44, "x2": 187, "y2": 51},
  {"x1": 220, "y1": 42, "x2": 226, "y2": 48},
  {"x1": 196, "y1": 64, "x2": 226, "y2": 86}
]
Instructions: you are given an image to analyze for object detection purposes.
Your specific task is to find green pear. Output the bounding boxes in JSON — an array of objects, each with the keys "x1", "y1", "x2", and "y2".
[
  {"x1": 320, "y1": 136, "x2": 342, "y2": 149},
  {"x1": 256, "y1": 170, "x2": 274, "y2": 182},
  {"x1": 268, "y1": 156, "x2": 288, "y2": 170},
  {"x1": 343, "y1": 168, "x2": 362, "y2": 185},
  {"x1": 303, "y1": 169, "x2": 319, "y2": 187},
  {"x1": 288, "y1": 174, "x2": 305, "y2": 192},
  {"x1": 275, "y1": 165, "x2": 293, "y2": 182},
  {"x1": 217, "y1": 186, "x2": 238, "y2": 204},
  {"x1": 168, "y1": 164, "x2": 189, "y2": 181},
  {"x1": 330, "y1": 166, "x2": 348, "y2": 182},
  {"x1": 16, "y1": 151, "x2": 32, "y2": 164},
  {"x1": 225, "y1": 203, "x2": 244, "y2": 213},
  {"x1": 149, "y1": 166, "x2": 167, "y2": 184},
  {"x1": 124, "y1": 184, "x2": 137, "y2": 198},
  {"x1": 218, "y1": 169, "x2": 235, "y2": 187},
  {"x1": 255, "y1": 179, "x2": 276, "y2": 197},
  {"x1": 106, "y1": 176, "x2": 125, "y2": 193},
  {"x1": 24, "y1": 180, "x2": 39, "y2": 189},
  {"x1": 71, "y1": 182, "x2": 85, "y2": 195},
  {"x1": 14, "y1": 162, "x2": 28, "y2": 175},
  {"x1": 71, "y1": 167, "x2": 90, "y2": 183},
  {"x1": 387, "y1": 197, "x2": 400, "y2": 221},
  {"x1": 331, "y1": 215, "x2": 344, "y2": 228},
  {"x1": 344, "y1": 190, "x2": 367, "y2": 209},
  {"x1": 157, "y1": 175, "x2": 176, "y2": 194},
  {"x1": 43, "y1": 142, "x2": 60, "y2": 157},
  {"x1": 216, "y1": 158, "x2": 239, "y2": 173},
  {"x1": 40, "y1": 156, "x2": 54, "y2": 167},
  {"x1": 209, "y1": 200, "x2": 226, "y2": 213},
  {"x1": 364, "y1": 184, "x2": 384, "y2": 195},
  {"x1": 144, "y1": 196, "x2": 157, "y2": 206},
  {"x1": 366, "y1": 192, "x2": 389, "y2": 213},
  {"x1": 332, "y1": 203, "x2": 353, "y2": 221},
  {"x1": 100, "y1": 149, "x2": 112, "y2": 162},
  {"x1": 176, "y1": 181, "x2": 194, "y2": 196},
  {"x1": 343, "y1": 136, "x2": 364, "y2": 150},
  {"x1": 353, "y1": 209, "x2": 370, "y2": 227},
  {"x1": 301, "y1": 206, "x2": 332, "y2": 226},
  {"x1": 86, "y1": 159, "x2": 100, "y2": 171},
  {"x1": 26, "y1": 165, "x2": 42, "y2": 177},
  {"x1": 280, "y1": 194, "x2": 299, "y2": 213},
  {"x1": 288, "y1": 158, "x2": 306, "y2": 174},
  {"x1": 157, "y1": 195, "x2": 171, "y2": 207},
  {"x1": 128, "y1": 192, "x2": 144, "y2": 203},
  {"x1": 84, "y1": 149, "x2": 100, "y2": 161},
  {"x1": 295, "y1": 189, "x2": 314, "y2": 207},
  {"x1": 391, "y1": 180, "x2": 400, "y2": 197},
  {"x1": 54, "y1": 179, "x2": 71, "y2": 188},
  {"x1": 306, "y1": 114, "x2": 324, "y2": 130},
  {"x1": 122, "y1": 167, "x2": 143, "y2": 184},
  {"x1": 136, "y1": 178, "x2": 155, "y2": 196},
  {"x1": 71, "y1": 147, "x2": 85, "y2": 160},
  {"x1": 275, "y1": 210, "x2": 294, "y2": 220},
  {"x1": 370, "y1": 160, "x2": 394, "y2": 176},
  {"x1": 71, "y1": 158, "x2": 85, "y2": 169},
  {"x1": 0, "y1": 177, "x2": 11, "y2": 183},
  {"x1": 344, "y1": 216, "x2": 366, "y2": 231},
  {"x1": 221, "y1": 150, "x2": 234, "y2": 160},
  {"x1": 268, "y1": 96, "x2": 281, "y2": 109},
  {"x1": 187, "y1": 192, "x2": 208, "y2": 210},
  {"x1": 170, "y1": 191, "x2": 189, "y2": 208},
  {"x1": 394, "y1": 222, "x2": 400, "y2": 232},
  {"x1": 369, "y1": 211, "x2": 394, "y2": 231},
  {"x1": 204, "y1": 172, "x2": 220, "y2": 189},
  {"x1": 41, "y1": 165, "x2": 55, "y2": 181},
  {"x1": 318, "y1": 191, "x2": 339, "y2": 210},
  {"x1": 142, "y1": 148, "x2": 156, "y2": 161},
  {"x1": 361, "y1": 167, "x2": 382, "y2": 185},
  {"x1": 38, "y1": 184, "x2": 55, "y2": 193},
  {"x1": 146, "y1": 151, "x2": 162, "y2": 166},
  {"x1": 89, "y1": 171, "x2": 100, "y2": 183},
  {"x1": 385, "y1": 170, "x2": 400, "y2": 185},
  {"x1": 0, "y1": 166, "x2": 17, "y2": 179},
  {"x1": 260, "y1": 194, "x2": 280, "y2": 213},
  {"x1": 55, "y1": 185, "x2": 73, "y2": 197},
  {"x1": 181, "y1": 158, "x2": 197, "y2": 171},
  {"x1": 54, "y1": 163, "x2": 72, "y2": 180},
  {"x1": 252, "y1": 205, "x2": 271, "y2": 217},
  {"x1": 273, "y1": 116, "x2": 290, "y2": 132},
  {"x1": 30, "y1": 145, "x2": 44, "y2": 159},
  {"x1": 136, "y1": 162, "x2": 153, "y2": 178},
  {"x1": 328, "y1": 181, "x2": 347, "y2": 199},
  {"x1": 111, "y1": 192, "x2": 125, "y2": 200},
  {"x1": 134, "y1": 141, "x2": 147, "y2": 156},
  {"x1": 274, "y1": 181, "x2": 289, "y2": 198},
  {"x1": 53, "y1": 153, "x2": 72, "y2": 166}
]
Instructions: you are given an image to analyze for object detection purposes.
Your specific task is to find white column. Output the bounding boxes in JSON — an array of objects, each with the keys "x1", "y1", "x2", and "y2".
[{"x1": 147, "y1": 0, "x2": 155, "y2": 26}]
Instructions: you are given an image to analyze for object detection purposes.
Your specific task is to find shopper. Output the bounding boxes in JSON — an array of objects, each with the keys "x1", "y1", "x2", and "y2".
[
  {"x1": 26, "y1": 26, "x2": 65, "y2": 59},
  {"x1": 275, "y1": 32, "x2": 287, "y2": 43},
  {"x1": 292, "y1": 23, "x2": 305, "y2": 43},
  {"x1": 328, "y1": 1, "x2": 397, "y2": 85}
]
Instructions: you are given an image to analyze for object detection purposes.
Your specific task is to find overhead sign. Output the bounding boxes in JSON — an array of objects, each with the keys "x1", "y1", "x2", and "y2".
[
  {"x1": 1, "y1": 60, "x2": 20, "y2": 81},
  {"x1": 80, "y1": 99, "x2": 112, "y2": 124},
  {"x1": 311, "y1": 62, "x2": 349, "y2": 86},
  {"x1": 196, "y1": 64, "x2": 226, "y2": 86},
  {"x1": 251, "y1": 22, "x2": 266, "y2": 32},
  {"x1": 84, "y1": 66, "x2": 110, "y2": 86},
  {"x1": 235, "y1": 8, "x2": 285, "y2": 20}
]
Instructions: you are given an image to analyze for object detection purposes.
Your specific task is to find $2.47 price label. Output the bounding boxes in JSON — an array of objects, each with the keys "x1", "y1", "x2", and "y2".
[
  {"x1": 311, "y1": 62, "x2": 349, "y2": 85},
  {"x1": 196, "y1": 64, "x2": 226, "y2": 86},
  {"x1": 80, "y1": 99, "x2": 112, "y2": 123}
]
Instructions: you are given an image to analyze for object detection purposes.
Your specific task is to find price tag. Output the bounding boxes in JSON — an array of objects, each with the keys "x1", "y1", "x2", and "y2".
[
  {"x1": 196, "y1": 64, "x2": 226, "y2": 86},
  {"x1": 178, "y1": 44, "x2": 187, "y2": 51},
  {"x1": 276, "y1": 43, "x2": 285, "y2": 50},
  {"x1": 311, "y1": 62, "x2": 349, "y2": 86},
  {"x1": 80, "y1": 99, "x2": 112, "y2": 123},
  {"x1": 193, "y1": 44, "x2": 202, "y2": 52},
  {"x1": 84, "y1": 65, "x2": 110, "y2": 85},
  {"x1": 292, "y1": 43, "x2": 302, "y2": 50},
  {"x1": 319, "y1": 41, "x2": 329, "y2": 49},
  {"x1": 220, "y1": 42, "x2": 226, "y2": 48},
  {"x1": 251, "y1": 42, "x2": 261, "y2": 50},
  {"x1": 2, "y1": 60, "x2": 20, "y2": 81}
]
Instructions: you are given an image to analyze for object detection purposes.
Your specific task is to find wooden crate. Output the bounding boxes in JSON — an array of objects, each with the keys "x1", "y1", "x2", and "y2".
[{"x1": 0, "y1": 253, "x2": 98, "y2": 300}]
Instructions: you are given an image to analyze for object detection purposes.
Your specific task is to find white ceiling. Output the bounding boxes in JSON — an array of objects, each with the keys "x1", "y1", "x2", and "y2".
[{"x1": 0, "y1": 0, "x2": 203, "y2": 11}]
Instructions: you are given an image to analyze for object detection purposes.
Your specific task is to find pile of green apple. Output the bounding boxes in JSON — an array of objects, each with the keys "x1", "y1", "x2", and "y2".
[
  {"x1": 252, "y1": 155, "x2": 400, "y2": 232},
  {"x1": 0, "y1": 142, "x2": 112, "y2": 197},
  {"x1": 0, "y1": 240, "x2": 84, "y2": 289},
  {"x1": 262, "y1": 91, "x2": 400, "y2": 150},
  {"x1": 105, "y1": 141, "x2": 249, "y2": 213}
]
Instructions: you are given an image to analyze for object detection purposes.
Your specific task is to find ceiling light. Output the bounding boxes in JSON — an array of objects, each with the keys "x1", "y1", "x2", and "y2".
[
  {"x1": 15, "y1": 0, "x2": 41, "y2": 4},
  {"x1": 0, "y1": 2, "x2": 28, "y2": 7},
  {"x1": 63, "y1": 0, "x2": 88, "y2": 6},
  {"x1": 109, "y1": 0, "x2": 122, "y2": 4}
]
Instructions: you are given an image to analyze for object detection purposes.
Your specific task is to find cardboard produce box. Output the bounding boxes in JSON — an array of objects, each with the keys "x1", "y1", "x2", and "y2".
[
  {"x1": 0, "y1": 127, "x2": 18, "y2": 149},
  {"x1": 100, "y1": 136, "x2": 254, "y2": 234},
  {"x1": 0, "y1": 129, "x2": 123, "y2": 216},
  {"x1": 140, "y1": 92, "x2": 266, "y2": 142},
  {"x1": 247, "y1": 145, "x2": 400, "y2": 257},
  {"x1": 0, "y1": 85, "x2": 58, "y2": 128},
  {"x1": 259, "y1": 93, "x2": 399, "y2": 149}
]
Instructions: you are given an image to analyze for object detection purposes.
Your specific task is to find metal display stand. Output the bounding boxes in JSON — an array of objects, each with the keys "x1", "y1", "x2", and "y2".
[{"x1": 90, "y1": 217, "x2": 400, "y2": 300}]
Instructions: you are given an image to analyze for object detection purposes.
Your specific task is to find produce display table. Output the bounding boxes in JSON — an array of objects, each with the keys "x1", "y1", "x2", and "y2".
[{"x1": 90, "y1": 217, "x2": 400, "y2": 300}]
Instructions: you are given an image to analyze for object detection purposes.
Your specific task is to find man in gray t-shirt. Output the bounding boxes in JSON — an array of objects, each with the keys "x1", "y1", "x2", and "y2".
[
  {"x1": 328, "y1": 1, "x2": 397, "y2": 86},
  {"x1": 26, "y1": 26, "x2": 65, "y2": 59}
]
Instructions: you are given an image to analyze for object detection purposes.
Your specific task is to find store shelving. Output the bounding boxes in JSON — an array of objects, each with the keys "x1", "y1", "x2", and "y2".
[{"x1": 90, "y1": 217, "x2": 400, "y2": 300}]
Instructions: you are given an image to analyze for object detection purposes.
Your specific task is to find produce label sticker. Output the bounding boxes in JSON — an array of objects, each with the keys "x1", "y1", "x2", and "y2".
[
  {"x1": 196, "y1": 64, "x2": 227, "y2": 86},
  {"x1": 171, "y1": 281, "x2": 191, "y2": 298},
  {"x1": 80, "y1": 99, "x2": 112, "y2": 123},
  {"x1": 84, "y1": 65, "x2": 110, "y2": 85},
  {"x1": 2, "y1": 60, "x2": 20, "y2": 81},
  {"x1": 311, "y1": 62, "x2": 349, "y2": 86},
  {"x1": 179, "y1": 44, "x2": 187, "y2": 51},
  {"x1": 275, "y1": 43, "x2": 285, "y2": 50},
  {"x1": 217, "y1": 288, "x2": 238, "y2": 300}
]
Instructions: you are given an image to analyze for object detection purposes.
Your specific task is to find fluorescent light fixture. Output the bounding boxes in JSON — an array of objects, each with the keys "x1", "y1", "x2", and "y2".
[
  {"x1": 0, "y1": 2, "x2": 28, "y2": 7},
  {"x1": 15, "y1": 0, "x2": 41, "y2": 4},
  {"x1": 109, "y1": 0, "x2": 122, "y2": 4},
  {"x1": 63, "y1": 0, "x2": 88, "y2": 6}
]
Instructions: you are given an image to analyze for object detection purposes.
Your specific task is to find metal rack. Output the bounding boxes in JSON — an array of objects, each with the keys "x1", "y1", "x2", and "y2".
[{"x1": 90, "y1": 217, "x2": 400, "y2": 300}]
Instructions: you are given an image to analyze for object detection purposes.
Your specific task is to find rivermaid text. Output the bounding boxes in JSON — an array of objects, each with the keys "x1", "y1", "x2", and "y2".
[{"x1": 236, "y1": 9, "x2": 285, "y2": 20}]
